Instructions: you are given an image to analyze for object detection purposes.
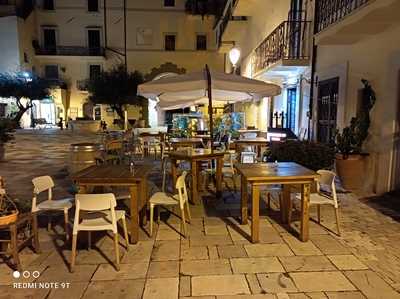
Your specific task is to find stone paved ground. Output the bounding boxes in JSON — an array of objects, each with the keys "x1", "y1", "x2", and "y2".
[{"x1": 0, "y1": 130, "x2": 400, "y2": 299}]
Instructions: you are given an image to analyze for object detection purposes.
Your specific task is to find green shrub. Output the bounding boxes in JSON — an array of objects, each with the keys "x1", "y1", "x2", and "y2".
[{"x1": 267, "y1": 140, "x2": 335, "y2": 171}]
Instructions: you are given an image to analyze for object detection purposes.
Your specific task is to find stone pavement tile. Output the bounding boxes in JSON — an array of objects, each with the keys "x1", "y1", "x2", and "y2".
[
  {"x1": 205, "y1": 225, "x2": 229, "y2": 235},
  {"x1": 216, "y1": 295, "x2": 276, "y2": 299},
  {"x1": 38, "y1": 264, "x2": 97, "y2": 283},
  {"x1": 75, "y1": 249, "x2": 120, "y2": 265},
  {"x1": 282, "y1": 235, "x2": 322, "y2": 256},
  {"x1": 310, "y1": 235, "x2": 351, "y2": 255},
  {"x1": 91, "y1": 262, "x2": 148, "y2": 280},
  {"x1": 181, "y1": 297, "x2": 215, "y2": 299},
  {"x1": 245, "y1": 244, "x2": 294, "y2": 257},
  {"x1": 82, "y1": 279, "x2": 145, "y2": 299},
  {"x1": 231, "y1": 257, "x2": 285, "y2": 274},
  {"x1": 179, "y1": 275, "x2": 191, "y2": 297},
  {"x1": 209, "y1": 246, "x2": 220, "y2": 259},
  {"x1": 192, "y1": 274, "x2": 251, "y2": 296},
  {"x1": 325, "y1": 291, "x2": 366, "y2": 298},
  {"x1": 0, "y1": 285, "x2": 49, "y2": 299},
  {"x1": 48, "y1": 281, "x2": 88, "y2": 299},
  {"x1": 246, "y1": 273, "x2": 263, "y2": 294},
  {"x1": 156, "y1": 227, "x2": 181, "y2": 241},
  {"x1": 344, "y1": 270, "x2": 400, "y2": 299},
  {"x1": 181, "y1": 246, "x2": 209, "y2": 260},
  {"x1": 121, "y1": 241, "x2": 153, "y2": 263},
  {"x1": 181, "y1": 259, "x2": 232, "y2": 276},
  {"x1": 143, "y1": 277, "x2": 179, "y2": 299},
  {"x1": 288, "y1": 293, "x2": 327, "y2": 299},
  {"x1": 279, "y1": 256, "x2": 336, "y2": 272},
  {"x1": 257, "y1": 273, "x2": 298, "y2": 293},
  {"x1": 190, "y1": 235, "x2": 233, "y2": 247},
  {"x1": 204, "y1": 217, "x2": 227, "y2": 226},
  {"x1": 218, "y1": 245, "x2": 248, "y2": 258},
  {"x1": 290, "y1": 271, "x2": 356, "y2": 292},
  {"x1": 147, "y1": 261, "x2": 179, "y2": 278},
  {"x1": 327, "y1": 255, "x2": 368, "y2": 271},
  {"x1": 151, "y1": 240, "x2": 180, "y2": 261}
]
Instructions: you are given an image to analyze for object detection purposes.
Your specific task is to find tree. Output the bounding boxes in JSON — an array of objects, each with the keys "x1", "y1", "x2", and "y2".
[
  {"x1": 0, "y1": 73, "x2": 51, "y2": 125},
  {"x1": 87, "y1": 65, "x2": 146, "y2": 122}
]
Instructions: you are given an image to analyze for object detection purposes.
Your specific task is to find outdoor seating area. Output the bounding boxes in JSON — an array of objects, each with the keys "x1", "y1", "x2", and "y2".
[{"x1": 1, "y1": 130, "x2": 400, "y2": 299}]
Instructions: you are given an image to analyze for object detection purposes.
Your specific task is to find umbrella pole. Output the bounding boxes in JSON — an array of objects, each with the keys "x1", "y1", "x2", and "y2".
[{"x1": 205, "y1": 65, "x2": 213, "y2": 148}]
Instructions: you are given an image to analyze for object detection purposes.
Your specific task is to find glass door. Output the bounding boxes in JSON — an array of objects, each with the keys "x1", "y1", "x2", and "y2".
[{"x1": 317, "y1": 77, "x2": 339, "y2": 143}]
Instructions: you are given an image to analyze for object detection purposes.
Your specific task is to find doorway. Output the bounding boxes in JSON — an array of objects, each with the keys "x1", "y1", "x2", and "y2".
[
  {"x1": 286, "y1": 88, "x2": 297, "y2": 131},
  {"x1": 317, "y1": 77, "x2": 339, "y2": 143},
  {"x1": 43, "y1": 27, "x2": 57, "y2": 54},
  {"x1": 87, "y1": 29, "x2": 101, "y2": 55}
]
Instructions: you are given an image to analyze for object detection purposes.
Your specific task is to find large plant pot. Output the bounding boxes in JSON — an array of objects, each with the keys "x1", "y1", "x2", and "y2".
[
  {"x1": 0, "y1": 145, "x2": 4, "y2": 161},
  {"x1": 0, "y1": 211, "x2": 18, "y2": 225},
  {"x1": 335, "y1": 153, "x2": 369, "y2": 190}
]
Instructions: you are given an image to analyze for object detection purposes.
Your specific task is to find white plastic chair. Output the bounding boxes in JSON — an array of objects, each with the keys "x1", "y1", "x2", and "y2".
[
  {"x1": 292, "y1": 170, "x2": 341, "y2": 235},
  {"x1": 70, "y1": 193, "x2": 129, "y2": 272},
  {"x1": 32, "y1": 176, "x2": 73, "y2": 238},
  {"x1": 149, "y1": 171, "x2": 191, "y2": 237}
]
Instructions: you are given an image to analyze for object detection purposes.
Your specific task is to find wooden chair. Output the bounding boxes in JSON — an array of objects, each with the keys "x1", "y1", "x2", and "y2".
[
  {"x1": 32, "y1": 176, "x2": 73, "y2": 239},
  {"x1": 149, "y1": 172, "x2": 191, "y2": 237},
  {"x1": 291, "y1": 170, "x2": 341, "y2": 236},
  {"x1": 70, "y1": 193, "x2": 129, "y2": 272}
]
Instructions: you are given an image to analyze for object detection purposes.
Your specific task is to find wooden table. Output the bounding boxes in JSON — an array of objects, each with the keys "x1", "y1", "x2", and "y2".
[
  {"x1": 234, "y1": 137, "x2": 269, "y2": 157},
  {"x1": 72, "y1": 164, "x2": 153, "y2": 244},
  {"x1": 235, "y1": 162, "x2": 318, "y2": 243},
  {"x1": 168, "y1": 148, "x2": 226, "y2": 204},
  {"x1": 0, "y1": 213, "x2": 41, "y2": 271},
  {"x1": 169, "y1": 138, "x2": 204, "y2": 150}
]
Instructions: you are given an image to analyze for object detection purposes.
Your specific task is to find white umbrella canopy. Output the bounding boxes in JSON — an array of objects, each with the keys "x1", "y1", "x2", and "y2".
[
  {"x1": 137, "y1": 66, "x2": 282, "y2": 139},
  {"x1": 138, "y1": 68, "x2": 281, "y2": 106}
]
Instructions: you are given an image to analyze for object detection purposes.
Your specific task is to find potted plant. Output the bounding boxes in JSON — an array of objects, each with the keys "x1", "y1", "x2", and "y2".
[
  {"x1": 0, "y1": 119, "x2": 15, "y2": 161},
  {"x1": 335, "y1": 79, "x2": 376, "y2": 190},
  {"x1": 0, "y1": 177, "x2": 19, "y2": 225}
]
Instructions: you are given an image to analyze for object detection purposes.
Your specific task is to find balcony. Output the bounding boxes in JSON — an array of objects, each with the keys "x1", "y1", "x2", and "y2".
[
  {"x1": 76, "y1": 79, "x2": 89, "y2": 92},
  {"x1": 253, "y1": 20, "x2": 312, "y2": 77},
  {"x1": 214, "y1": 0, "x2": 248, "y2": 52},
  {"x1": 35, "y1": 46, "x2": 105, "y2": 57},
  {"x1": 315, "y1": 0, "x2": 400, "y2": 45}
]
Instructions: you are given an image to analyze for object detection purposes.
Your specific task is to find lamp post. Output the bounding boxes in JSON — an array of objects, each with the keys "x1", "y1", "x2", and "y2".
[{"x1": 229, "y1": 47, "x2": 241, "y2": 74}]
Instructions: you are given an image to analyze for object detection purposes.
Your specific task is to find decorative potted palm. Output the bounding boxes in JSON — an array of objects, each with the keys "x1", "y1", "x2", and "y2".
[
  {"x1": 0, "y1": 177, "x2": 19, "y2": 225},
  {"x1": 335, "y1": 79, "x2": 376, "y2": 190},
  {"x1": 0, "y1": 119, "x2": 15, "y2": 162}
]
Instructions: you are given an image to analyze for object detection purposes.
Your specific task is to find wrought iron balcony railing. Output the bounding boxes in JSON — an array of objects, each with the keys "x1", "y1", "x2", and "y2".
[
  {"x1": 253, "y1": 20, "x2": 312, "y2": 74},
  {"x1": 315, "y1": 0, "x2": 370, "y2": 33},
  {"x1": 35, "y1": 46, "x2": 105, "y2": 57}
]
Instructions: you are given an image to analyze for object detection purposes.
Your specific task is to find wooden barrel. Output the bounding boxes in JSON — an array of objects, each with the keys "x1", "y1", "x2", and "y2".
[{"x1": 69, "y1": 143, "x2": 104, "y2": 175}]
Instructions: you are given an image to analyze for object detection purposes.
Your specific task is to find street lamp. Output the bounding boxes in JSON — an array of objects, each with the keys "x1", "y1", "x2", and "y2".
[{"x1": 229, "y1": 47, "x2": 241, "y2": 73}]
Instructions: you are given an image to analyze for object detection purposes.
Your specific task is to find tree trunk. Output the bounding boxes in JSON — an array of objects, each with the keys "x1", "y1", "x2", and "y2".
[
  {"x1": 12, "y1": 107, "x2": 30, "y2": 127},
  {"x1": 111, "y1": 105, "x2": 125, "y2": 129}
]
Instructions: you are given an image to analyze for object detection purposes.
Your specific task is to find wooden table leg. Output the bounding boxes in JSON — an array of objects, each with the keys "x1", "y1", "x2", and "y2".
[
  {"x1": 32, "y1": 212, "x2": 41, "y2": 254},
  {"x1": 300, "y1": 183, "x2": 311, "y2": 242},
  {"x1": 240, "y1": 175, "x2": 248, "y2": 225},
  {"x1": 215, "y1": 157, "x2": 223, "y2": 198},
  {"x1": 171, "y1": 159, "x2": 178, "y2": 190},
  {"x1": 281, "y1": 185, "x2": 291, "y2": 224},
  {"x1": 191, "y1": 160, "x2": 199, "y2": 204},
  {"x1": 129, "y1": 185, "x2": 139, "y2": 244},
  {"x1": 196, "y1": 161, "x2": 203, "y2": 191},
  {"x1": 251, "y1": 184, "x2": 260, "y2": 243},
  {"x1": 10, "y1": 223, "x2": 21, "y2": 271},
  {"x1": 140, "y1": 181, "x2": 148, "y2": 226}
]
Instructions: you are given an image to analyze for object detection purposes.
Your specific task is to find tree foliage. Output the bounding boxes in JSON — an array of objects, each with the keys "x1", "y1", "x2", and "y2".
[
  {"x1": 335, "y1": 79, "x2": 376, "y2": 156},
  {"x1": 87, "y1": 65, "x2": 146, "y2": 121},
  {"x1": 0, "y1": 73, "x2": 51, "y2": 125}
]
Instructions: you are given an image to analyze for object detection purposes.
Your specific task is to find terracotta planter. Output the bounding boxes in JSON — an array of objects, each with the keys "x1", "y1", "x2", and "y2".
[
  {"x1": 0, "y1": 211, "x2": 18, "y2": 225},
  {"x1": 335, "y1": 153, "x2": 369, "y2": 190}
]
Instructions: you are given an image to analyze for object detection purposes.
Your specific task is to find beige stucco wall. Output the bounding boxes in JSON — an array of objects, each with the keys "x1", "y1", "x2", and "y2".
[{"x1": 315, "y1": 23, "x2": 400, "y2": 194}]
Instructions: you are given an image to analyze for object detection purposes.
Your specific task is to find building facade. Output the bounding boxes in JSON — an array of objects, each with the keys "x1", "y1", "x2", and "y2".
[
  {"x1": 0, "y1": 0, "x2": 225, "y2": 127},
  {"x1": 215, "y1": 0, "x2": 400, "y2": 194}
]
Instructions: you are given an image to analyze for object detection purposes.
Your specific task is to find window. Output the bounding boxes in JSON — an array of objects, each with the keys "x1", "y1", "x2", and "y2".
[
  {"x1": 44, "y1": 65, "x2": 58, "y2": 79},
  {"x1": 43, "y1": 0, "x2": 54, "y2": 10},
  {"x1": 88, "y1": 0, "x2": 99, "y2": 12},
  {"x1": 196, "y1": 34, "x2": 207, "y2": 50},
  {"x1": 164, "y1": 0, "x2": 175, "y2": 7},
  {"x1": 87, "y1": 29, "x2": 101, "y2": 55},
  {"x1": 164, "y1": 34, "x2": 176, "y2": 51},
  {"x1": 23, "y1": 52, "x2": 28, "y2": 63},
  {"x1": 43, "y1": 28, "x2": 57, "y2": 53},
  {"x1": 89, "y1": 65, "x2": 101, "y2": 80},
  {"x1": 0, "y1": 104, "x2": 6, "y2": 118}
]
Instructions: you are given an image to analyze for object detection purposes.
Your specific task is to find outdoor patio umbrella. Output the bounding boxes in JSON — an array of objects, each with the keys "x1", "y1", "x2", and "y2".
[{"x1": 138, "y1": 65, "x2": 281, "y2": 140}]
